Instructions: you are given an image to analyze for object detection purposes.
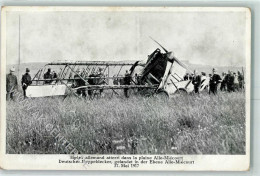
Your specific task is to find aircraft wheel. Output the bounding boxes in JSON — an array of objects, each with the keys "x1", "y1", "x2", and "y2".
[
  {"x1": 175, "y1": 89, "x2": 188, "y2": 95},
  {"x1": 156, "y1": 89, "x2": 169, "y2": 101}
]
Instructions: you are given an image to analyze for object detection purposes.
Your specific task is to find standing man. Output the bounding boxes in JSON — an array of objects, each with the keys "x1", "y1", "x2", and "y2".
[
  {"x1": 21, "y1": 68, "x2": 32, "y2": 98},
  {"x1": 44, "y1": 68, "x2": 52, "y2": 84},
  {"x1": 238, "y1": 71, "x2": 244, "y2": 90},
  {"x1": 220, "y1": 72, "x2": 227, "y2": 91},
  {"x1": 6, "y1": 67, "x2": 18, "y2": 100},
  {"x1": 184, "y1": 73, "x2": 189, "y2": 81},
  {"x1": 124, "y1": 70, "x2": 131, "y2": 98},
  {"x1": 209, "y1": 68, "x2": 222, "y2": 95},
  {"x1": 227, "y1": 71, "x2": 235, "y2": 92},
  {"x1": 97, "y1": 67, "x2": 104, "y2": 95},
  {"x1": 74, "y1": 69, "x2": 86, "y2": 97},
  {"x1": 233, "y1": 72, "x2": 239, "y2": 91},
  {"x1": 192, "y1": 70, "x2": 201, "y2": 94}
]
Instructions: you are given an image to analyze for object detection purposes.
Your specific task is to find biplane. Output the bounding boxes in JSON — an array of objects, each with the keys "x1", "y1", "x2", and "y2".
[{"x1": 26, "y1": 39, "x2": 201, "y2": 99}]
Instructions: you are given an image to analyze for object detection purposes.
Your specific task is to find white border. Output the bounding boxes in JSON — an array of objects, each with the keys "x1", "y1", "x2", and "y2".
[{"x1": 0, "y1": 6, "x2": 251, "y2": 171}]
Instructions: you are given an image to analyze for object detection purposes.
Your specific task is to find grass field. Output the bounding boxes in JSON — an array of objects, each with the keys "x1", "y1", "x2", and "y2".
[{"x1": 6, "y1": 90, "x2": 245, "y2": 155}]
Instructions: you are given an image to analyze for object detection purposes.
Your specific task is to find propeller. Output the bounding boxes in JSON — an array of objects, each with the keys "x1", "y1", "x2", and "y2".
[
  {"x1": 149, "y1": 36, "x2": 193, "y2": 73},
  {"x1": 149, "y1": 36, "x2": 168, "y2": 53}
]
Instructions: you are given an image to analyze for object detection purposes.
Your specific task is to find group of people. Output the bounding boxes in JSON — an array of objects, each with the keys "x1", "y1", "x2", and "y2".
[
  {"x1": 43, "y1": 68, "x2": 57, "y2": 84},
  {"x1": 6, "y1": 67, "x2": 32, "y2": 100},
  {"x1": 220, "y1": 71, "x2": 244, "y2": 92},
  {"x1": 73, "y1": 67, "x2": 106, "y2": 97},
  {"x1": 6, "y1": 67, "x2": 59, "y2": 100},
  {"x1": 6, "y1": 65, "x2": 244, "y2": 100},
  {"x1": 185, "y1": 68, "x2": 244, "y2": 95}
]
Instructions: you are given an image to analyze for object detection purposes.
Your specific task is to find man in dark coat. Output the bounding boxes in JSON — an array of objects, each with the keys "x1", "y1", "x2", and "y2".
[
  {"x1": 21, "y1": 68, "x2": 32, "y2": 98},
  {"x1": 96, "y1": 67, "x2": 104, "y2": 95},
  {"x1": 44, "y1": 68, "x2": 52, "y2": 84},
  {"x1": 209, "y1": 68, "x2": 222, "y2": 95},
  {"x1": 226, "y1": 71, "x2": 235, "y2": 92},
  {"x1": 184, "y1": 73, "x2": 189, "y2": 81},
  {"x1": 238, "y1": 71, "x2": 244, "y2": 90},
  {"x1": 6, "y1": 67, "x2": 18, "y2": 100},
  {"x1": 124, "y1": 70, "x2": 131, "y2": 98},
  {"x1": 192, "y1": 70, "x2": 201, "y2": 94},
  {"x1": 52, "y1": 71, "x2": 57, "y2": 79}
]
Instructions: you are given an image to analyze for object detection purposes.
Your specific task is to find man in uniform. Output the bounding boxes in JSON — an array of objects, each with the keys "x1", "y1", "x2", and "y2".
[
  {"x1": 44, "y1": 68, "x2": 53, "y2": 84},
  {"x1": 209, "y1": 68, "x2": 222, "y2": 95},
  {"x1": 192, "y1": 70, "x2": 201, "y2": 94},
  {"x1": 227, "y1": 70, "x2": 235, "y2": 92},
  {"x1": 124, "y1": 70, "x2": 131, "y2": 98},
  {"x1": 21, "y1": 68, "x2": 32, "y2": 98},
  {"x1": 6, "y1": 67, "x2": 18, "y2": 100}
]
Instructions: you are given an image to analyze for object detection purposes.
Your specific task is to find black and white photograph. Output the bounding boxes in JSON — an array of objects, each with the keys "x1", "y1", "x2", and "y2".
[{"x1": 0, "y1": 6, "x2": 251, "y2": 170}]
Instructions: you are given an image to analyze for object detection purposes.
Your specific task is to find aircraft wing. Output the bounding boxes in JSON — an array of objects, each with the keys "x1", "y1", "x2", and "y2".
[{"x1": 47, "y1": 61, "x2": 142, "y2": 66}]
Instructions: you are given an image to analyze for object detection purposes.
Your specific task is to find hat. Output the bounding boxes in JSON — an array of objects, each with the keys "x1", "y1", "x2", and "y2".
[
  {"x1": 48, "y1": 68, "x2": 51, "y2": 72},
  {"x1": 26, "y1": 68, "x2": 30, "y2": 72},
  {"x1": 10, "y1": 67, "x2": 15, "y2": 72}
]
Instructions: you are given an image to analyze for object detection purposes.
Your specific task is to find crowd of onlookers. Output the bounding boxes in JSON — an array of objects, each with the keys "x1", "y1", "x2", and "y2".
[
  {"x1": 6, "y1": 66, "x2": 245, "y2": 101},
  {"x1": 184, "y1": 68, "x2": 244, "y2": 95}
]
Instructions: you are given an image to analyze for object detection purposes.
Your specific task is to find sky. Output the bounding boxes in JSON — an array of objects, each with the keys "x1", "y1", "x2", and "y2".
[{"x1": 6, "y1": 9, "x2": 248, "y2": 67}]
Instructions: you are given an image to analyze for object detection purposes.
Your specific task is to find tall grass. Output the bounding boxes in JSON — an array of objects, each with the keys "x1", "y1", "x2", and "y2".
[{"x1": 6, "y1": 91, "x2": 245, "y2": 154}]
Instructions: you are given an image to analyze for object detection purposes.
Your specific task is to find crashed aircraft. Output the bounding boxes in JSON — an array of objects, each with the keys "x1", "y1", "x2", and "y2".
[{"x1": 26, "y1": 40, "x2": 206, "y2": 98}]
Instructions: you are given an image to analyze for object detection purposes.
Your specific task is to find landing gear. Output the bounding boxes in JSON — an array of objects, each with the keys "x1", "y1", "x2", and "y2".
[
  {"x1": 155, "y1": 89, "x2": 169, "y2": 101},
  {"x1": 175, "y1": 88, "x2": 188, "y2": 95}
]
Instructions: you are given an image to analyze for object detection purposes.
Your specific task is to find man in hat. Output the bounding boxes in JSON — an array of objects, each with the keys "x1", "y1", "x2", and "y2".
[
  {"x1": 21, "y1": 68, "x2": 32, "y2": 98},
  {"x1": 44, "y1": 68, "x2": 53, "y2": 84},
  {"x1": 192, "y1": 70, "x2": 201, "y2": 94},
  {"x1": 124, "y1": 70, "x2": 132, "y2": 98},
  {"x1": 209, "y1": 68, "x2": 222, "y2": 95},
  {"x1": 6, "y1": 67, "x2": 18, "y2": 100}
]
